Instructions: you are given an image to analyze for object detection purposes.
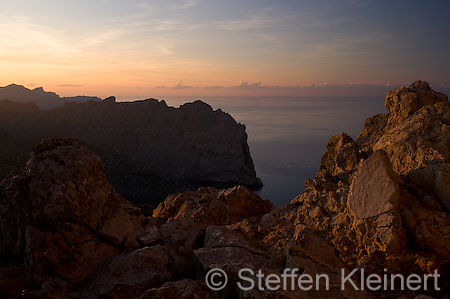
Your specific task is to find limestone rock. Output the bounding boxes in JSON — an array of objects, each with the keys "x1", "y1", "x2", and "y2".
[
  {"x1": 153, "y1": 185, "x2": 272, "y2": 225},
  {"x1": 434, "y1": 164, "x2": 450, "y2": 211},
  {"x1": 153, "y1": 186, "x2": 272, "y2": 280},
  {"x1": 372, "y1": 102, "x2": 450, "y2": 175},
  {"x1": 0, "y1": 138, "x2": 274, "y2": 298},
  {"x1": 319, "y1": 133, "x2": 360, "y2": 180},
  {"x1": 385, "y1": 80, "x2": 448, "y2": 124},
  {"x1": 288, "y1": 82, "x2": 450, "y2": 294},
  {"x1": 194, "y1": 226, "x2": 276, "y2": 299},
  {"x1": 0, "y1": 138, "x2": 145, "y2": 287},
  {"x1": 139, "y1": 224, "x2": 162, "y2": 246},
  {"x1": 357, "y1": 113, "x2": 388, "y2": 155},
  {"x1": 86, "y1": 246, "x2": 172, "y2": 298},
  {"x1": 285, "y1": 231, "x2": 373, "y2": 299},
  {"x1": 348, "y1": 150, "x2": 402, "y2": 219},
  {"x1": 347, "y1": 150, "x2": 408, "y2": 271}
]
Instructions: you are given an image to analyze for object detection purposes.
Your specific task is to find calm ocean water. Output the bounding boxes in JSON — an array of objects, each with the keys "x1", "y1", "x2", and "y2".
[{"x1": 164, "y1": 96, "x2": 386, "y2": 206}]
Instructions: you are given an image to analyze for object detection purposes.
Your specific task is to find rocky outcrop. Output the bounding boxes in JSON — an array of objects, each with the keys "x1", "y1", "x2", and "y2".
[
  {"x1": 0, "y1": 142, "x2": 407, "y2": 298},
  {"x1": 0, "y1": 139, "x2": 146, "y2": 294},
  {"x1": 1, "y1": 81, "x2": 449, "y2": 298},
  {"x1": 384, "y1": 81, "x2": 448, "y2": 125},
  {"x1": 0, "y1": 139, "x2": 270, "y2": 298},
  {"x1": 288, "y1": 81, "x2": 450, "y2": 293},
  {"x1": 0, "y1": 93, "x2": 262, "y2": 211},
  {"x1": 153, "y1": 185, "x2": 272, "y2": 224}
]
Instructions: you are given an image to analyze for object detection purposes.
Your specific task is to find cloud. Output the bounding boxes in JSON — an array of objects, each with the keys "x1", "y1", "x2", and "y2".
[
  {"x1": 216, "y1": 16, "x2": 276, "y2": 31},
  {"x1": 134, "y1": 1, "x2": 160, "y2": 17},
  {"x1": 137, "y1": 1, "x2": 152, "y2": 10},
  {"x1": 155, "y1": 81, "x2": 192, "y2": 89},
  {"x1": 173, "y1": 81, "x2": 192, "y2": 89},
  {"x1": 257, "y1": 33, "x2": 278, "y2": 44},
  {"x1": 152, "y1": 81, "x2": 399, "y2": 95},
  {"x1": 154, "y1": 81, "x2": 388, "y2": 91},
  {"x1": 215, "y1": 7, "x2": 288, "y2": 32},
  {"x1": 175, "y1": 0, "x2": 201, "y2": 9},
  {"x1": 0, "y1": 16, "x2": 78, "y2": 61},
  {"x1": 232, "y1": 81, "x2": 262, "y2": 89},
  {"x1": 148, "y1": 81, "x2": 396, "y2": 97},
  {"x1": 156, "y1": 42, "x2": 175, "y2": 55},
  {"x1": 154, "y1": 20, "x2": 179, "y2": 31},
  {"x1": 83, "y1": 30, "x2": 123, "y2": 47}
]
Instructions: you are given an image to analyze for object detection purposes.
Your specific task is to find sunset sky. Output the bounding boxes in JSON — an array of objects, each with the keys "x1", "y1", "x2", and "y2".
[{"x1": 0, "y1": 0, "x2": 449, "y2": 99}]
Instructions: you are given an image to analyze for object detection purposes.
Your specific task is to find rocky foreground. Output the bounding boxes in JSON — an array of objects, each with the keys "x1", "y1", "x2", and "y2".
[
  {"x1": 0, "y1": 86, "x2": 262, "y2": 211},
  {"x1": 0, "y1": 81, "x2": 449, "y2": 298}
]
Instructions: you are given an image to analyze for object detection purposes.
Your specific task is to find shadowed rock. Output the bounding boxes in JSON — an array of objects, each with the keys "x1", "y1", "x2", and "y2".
[
  {"x1": 0, "y1": 94, "x2": 262, "y2": 210},
  {"x1": 0, "y1": 139, "x2": 146, "y2": 289},
  {"x1": 0, "y1": 139, "x2": 270, "y2": 297}
]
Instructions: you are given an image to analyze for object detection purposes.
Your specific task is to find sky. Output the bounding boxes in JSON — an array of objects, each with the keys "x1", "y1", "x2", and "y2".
[{"x1": 0, "y1": 0, "x2": 449, "y2": 99}]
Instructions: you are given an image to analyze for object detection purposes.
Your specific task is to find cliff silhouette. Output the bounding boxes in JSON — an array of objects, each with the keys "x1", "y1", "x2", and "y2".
[{"x1": 0, "y1": 85, "x2": 262, "y2": 211}]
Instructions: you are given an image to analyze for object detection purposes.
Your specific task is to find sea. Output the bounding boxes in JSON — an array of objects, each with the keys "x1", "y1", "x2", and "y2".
[{"x1": 164, "y1": 96, "x2": 386, "y2": 207}]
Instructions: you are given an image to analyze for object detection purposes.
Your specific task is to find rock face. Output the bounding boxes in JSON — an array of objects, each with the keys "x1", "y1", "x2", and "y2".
[
  {"x1": 290, "y1": 81, "x2": 450, "y2": 291},
  {"x1": 0, "y1": 139, "x2": 145, "y2": 289},
  {"x1": 0, "y1": 93, "x2": 262, "y2": 210},
  {"x1": 1, "y1": 81, "x2": 449, "y2": 298},
  {"x1": 346, "y1": 150, "x2": 407, "y2": 262},
  {"x1": 384, "y1": 81, "x2": 448, "y2": 124},
  {"x1": 0, "y1": 139, "x2": 271, "y2": 298},
  {"x1": 0, "y1": 138, "x2": 279, "y2": 298}
]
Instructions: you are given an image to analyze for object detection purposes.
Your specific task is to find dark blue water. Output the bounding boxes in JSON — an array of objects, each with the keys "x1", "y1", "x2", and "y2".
[{"x1": 164, "y1": 96, "x2": 386, "y2": 206}]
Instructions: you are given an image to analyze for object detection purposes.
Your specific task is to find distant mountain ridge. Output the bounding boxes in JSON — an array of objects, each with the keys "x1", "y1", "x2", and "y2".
[{"x1": 0, "y1": 84, "x2": 101, "y2": 109}]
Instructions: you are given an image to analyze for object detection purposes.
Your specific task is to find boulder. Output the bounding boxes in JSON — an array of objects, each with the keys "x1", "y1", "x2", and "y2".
[
  {"x1": 194, "y1": 226, "x2": 275, "y2": 299},
  {"x1": 86, "y1": 246, "x2": 172, "y2": 298},
  {"x1": 385, "y1": 80, "x2": 448, "y2": 124},
  {"x1": 319, "y1": 133, "x2": 360, "y2": 179},
  {"x1": 348, "y1": 150, "x2": 402, "y2": 219},
  {"x1": 153, "y1": 185, "x2": 272, "y2": 225},
  {"x1": 0, "y1": 138, "x2": 145, "y2": 287},
  {"x1": 347, "y1": 150, "x2": 407, "y2": 268},
  {"x1": 153, "y1": 186, "x2": 273, "y2": 279}
]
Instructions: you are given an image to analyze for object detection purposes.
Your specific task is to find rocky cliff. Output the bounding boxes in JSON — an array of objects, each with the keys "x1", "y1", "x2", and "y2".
[
  {"x1": 0, "y1": 81, "x2": 449, "y2": 298},
  {"x1": 287, "y1": 81, "x2": 450, "y2": 296},
  {"x1": 0, "y1": 94, "x2": 262, "y2": 210}
]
